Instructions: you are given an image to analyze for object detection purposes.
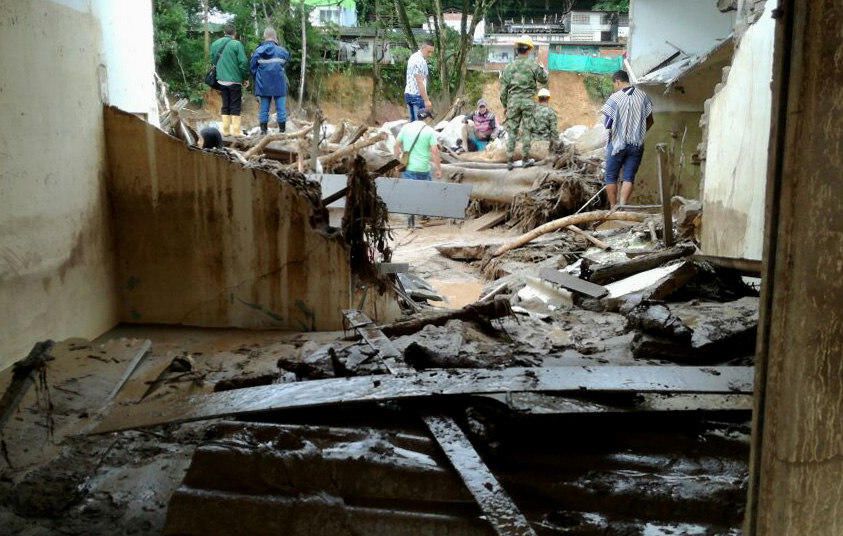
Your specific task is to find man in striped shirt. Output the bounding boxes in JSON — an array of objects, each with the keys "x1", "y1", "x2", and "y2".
[{"x1": 601, "y1": 70, "x2": 654, "y2": 208}]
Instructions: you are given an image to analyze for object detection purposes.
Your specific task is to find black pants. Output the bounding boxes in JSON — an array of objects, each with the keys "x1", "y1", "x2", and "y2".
[{"x1": 220, "y1": 84, "x2": 242, "y2": 116}]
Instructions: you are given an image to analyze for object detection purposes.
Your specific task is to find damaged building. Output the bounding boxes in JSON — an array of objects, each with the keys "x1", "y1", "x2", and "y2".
[{"x1": 0, "y1": 0, "x2": 841, "y2": 535}]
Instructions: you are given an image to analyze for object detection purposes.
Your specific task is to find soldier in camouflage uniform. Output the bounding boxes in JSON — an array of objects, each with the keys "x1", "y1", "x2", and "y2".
[
  {"x1": 500, "y1": 34, "x2": 548, "y2": 169},
  {"x1": 527, "y1": 88, "x2": 560, "y2": 151}
]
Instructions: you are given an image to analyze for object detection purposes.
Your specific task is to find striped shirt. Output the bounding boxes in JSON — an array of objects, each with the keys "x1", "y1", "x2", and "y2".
[
  {"x1": 404, "y1": 51, "x2": 429, "y2": 96},
  {"x1": 601, "y1": 86, "x2": 653, "y2": 155}
]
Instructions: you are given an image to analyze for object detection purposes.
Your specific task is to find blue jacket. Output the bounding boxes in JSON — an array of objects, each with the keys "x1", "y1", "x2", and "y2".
[{"x1": 250, "y1": 41, "x2": 291, "y2": 97}]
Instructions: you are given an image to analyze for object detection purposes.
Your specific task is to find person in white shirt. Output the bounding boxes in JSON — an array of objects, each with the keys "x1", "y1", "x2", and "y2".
[{"x1": 404, "y1": 40, "x2": 435, "y2": 121}]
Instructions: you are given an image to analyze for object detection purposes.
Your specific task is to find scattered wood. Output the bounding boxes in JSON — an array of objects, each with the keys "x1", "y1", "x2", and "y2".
[
  {"x1": 492, "y1": 211, "x2": 650, "y2": 257},
  {"x1": 422, "y1": 414, "x2": 537, "y2": 536},
  {"x1": 243, "y1": 124, "x2": 315, "y2": 159},
  {"x1": 463, "y1": 211, "x2": 508, "y2": 232},
  {"x1": 656, "y1": 144, "x2": 675, "y2": 246},
  {"x1": 693, "y1": 254, "x2": 762, "y2": 276},
  {"x1": 539, "y1": 267, "x2": 608, "y2": 298},
  {"x1": 91, "y1": 365, "x2": 755, "y2": 434},
  {"x1": 379, "y1": 296, "x2": 513, "y2": 337},
  {"x1": 583, "y1": 244, "x2": 696, "y2": 284},
  {"x1": 0, "y1": 341, "x2": 54, "y2": 433},
  {"x1": 343, "y1": 124, "x2": 369, "y2": 147},
  {"x1": 567, "y1": 224, "x2": 610, "y2": 250},
  {"x1": 316, "y1": 131, "x2": 388, "y2": 170}
]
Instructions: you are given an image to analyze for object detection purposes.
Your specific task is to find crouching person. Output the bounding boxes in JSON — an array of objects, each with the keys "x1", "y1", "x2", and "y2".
[
  {"x1": 250, "y1": 27, "x2": 291, "y2": 134},
  {"x1": 394, "y1": 109, "x2": 442, "y2": 227},
  {"x1": 461, "y1": 99, "x2": 499, "y2": 152},
  {"x1": 527, "y1": 88, "x2": 560, "y2": 152}
]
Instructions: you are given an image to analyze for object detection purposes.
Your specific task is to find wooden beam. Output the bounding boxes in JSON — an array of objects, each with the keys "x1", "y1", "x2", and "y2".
[
  {"x1": 90, "y1": 365, "x2": 754, "y2": 434},
  {"x1": 539, "y1": 267, "x2": 608, "y2": 298},
  {"x1": 656, "y1": 143, "x2": 675, "y2": 246},
  {"x1": 693, "y1": 254, "x2": 762, "y2": 276}
]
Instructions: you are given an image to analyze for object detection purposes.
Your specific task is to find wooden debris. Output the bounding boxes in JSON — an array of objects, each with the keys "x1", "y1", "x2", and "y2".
[
  {"x1": 656, "y1": 144, "x2": 675, "y2": 246},
  {"x1": 316, "y1": 131, "x2": 388, "y2": 170},
  {"x1": 567, "y1": 224, "x2": 610, "y2": 250},
  {"x1": 492, "y1": 211, "x2": 650, "y2": 257},
  {"x1": 0, "y1": 341, "x2": 54, "y2": 433},
  {"x1": 464, "y1": 211, "x2": 508, "y2": 232},
  {"x1": 243, "y1": 124, "x2": 315, "y2": 159},
  {"x1": 539, "y1": 267, "x2": 608, "y2": 298},
  {"x1": 584, "y1": 244, "x2": 696, "y2": 284},
  {"x1": 693, "y1": 254, "x2": 762, "y2": 276},
  {"x1": 379, "y1": 297, "x2": 513, "y2": 337},
  {"x1": 91, "y1": 365, "x2": 755, "y2": 434}
]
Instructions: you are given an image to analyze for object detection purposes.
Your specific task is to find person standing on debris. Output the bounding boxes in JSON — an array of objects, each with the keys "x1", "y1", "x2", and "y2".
[
  {"x1": 404, "y1": 40, "x2": 435, "y2": 121},
  {"x1": 526, "y1": 88, "x2": 559, "y2": 151},
  {"x1": 211, "y1": 23, "x2": 250, "y2": 137},
  {"x1": 500, "y1": 34, "x2": 548, "y2": 170},
  {"x1": 251, "y1": 27, "x2": 291, "y2": 135},
  {"x1": 601, "y1": 70, "x2": 654, "y2": 208},
  {"x1": 394, "y1": 109, "x2": 442, "y2": 227},
  {"x1": 460, "y1": 99, "x2": 499, "y2": 152}
]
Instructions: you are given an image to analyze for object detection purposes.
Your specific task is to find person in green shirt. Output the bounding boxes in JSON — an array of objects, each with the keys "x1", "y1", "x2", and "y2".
[
  {"x1": 210, "y1": 23, "x2": 250, "y2": 137},
  {"x1": 393, "y1": 109, "x2": 442, "y2": 227}
]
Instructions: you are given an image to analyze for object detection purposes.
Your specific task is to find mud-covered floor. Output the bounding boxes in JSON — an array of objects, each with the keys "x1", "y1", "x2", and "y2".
[{"x1": 0, "y1": 219, "x2": 758, "y2": 535}]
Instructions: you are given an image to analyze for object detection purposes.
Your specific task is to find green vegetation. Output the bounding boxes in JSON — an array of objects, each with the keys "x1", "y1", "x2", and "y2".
[{"x1": 583, "y1": 74, "x2": 614, "y2": 104}]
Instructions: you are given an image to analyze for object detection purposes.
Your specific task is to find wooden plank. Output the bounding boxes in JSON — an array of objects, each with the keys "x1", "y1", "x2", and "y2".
[
  {"x1": 344, "y1": 311, "x2": 535, "y2": 536},
  {"x1": 91, "y1": 365, "x2": 754, "y2": 434},
  {"x1": 311, "y1": 174, "x2": 473, "y2": 219},
  {"x1": 464, "y1": 211, "x2": 508, "y2": 233},
  {"x1": 540, "y1": 267, "x2": 609, "y2": 298},
  {"x1": 585, "y1": 244, "x2": 696, "y2": 284},
  {"x1": 422, "y1": 414, "x2": 537, "y2": 536},
  {"x1": 656, "y1": 144, "x2": 675, "y2": 246},
  {"x1": 693, "y1": 254, "x2": 762, "y2": 276},
  {"x1": 376, "y1": 262, "x2": 409, "y2": 274}
]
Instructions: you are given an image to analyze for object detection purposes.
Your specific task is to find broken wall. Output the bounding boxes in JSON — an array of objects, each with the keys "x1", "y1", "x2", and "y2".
[
  {"x1": 104, "y1": 107, "x2": 355, "y2": 331},
  {"x1": 627, "y1": 0, "x2": 734, "y2": 77},
  {"x1": 0, "y1": 0, "x2": 120, "y2": 370},
  {"x1": 700, "y1": 1, "x2": 775, "y2": 260}
]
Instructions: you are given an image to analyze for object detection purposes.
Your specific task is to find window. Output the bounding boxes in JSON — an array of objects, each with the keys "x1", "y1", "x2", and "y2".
[
  {"x1": 319, "y1": 8, "x2": 340, "y2": 24},
  {"x1": 572, "y1": 13, "x2": 590, "y2": 24}
]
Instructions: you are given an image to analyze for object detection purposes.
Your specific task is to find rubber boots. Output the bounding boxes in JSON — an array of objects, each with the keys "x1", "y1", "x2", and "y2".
[
  {"x1": 230, "y1": 115, "x2": 242, "y2": 137},
  {"x1": 260, "y1": 122, "x2": 268, "y2": 135},
  {"x1": 221, "y1": 115, "x2": 231, "y2": 136},
  {"x1": 278, "y1": 121, "x2": 286, "y2": 133}
]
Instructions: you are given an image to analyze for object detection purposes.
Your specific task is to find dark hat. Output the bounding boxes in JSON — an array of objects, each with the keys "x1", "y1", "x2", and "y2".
[
  {"x1": 200, "y1": 127, "x2": 223, "y2": 149},
  {"x1": 417, "y1": 109, "x2": 434, "y2": 120}
]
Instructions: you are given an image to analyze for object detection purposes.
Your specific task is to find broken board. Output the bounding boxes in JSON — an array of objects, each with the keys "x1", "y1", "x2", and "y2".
[
  {"x1": 91, "y1": 366, "x2": 753, "y2": 434},
  {"x1": 463, "y1": 211, "x2": 508, "y2": 233},
  {"x1": 310, "y1": 173, "x2": 473, "y2": 219},
  {"x1": 540, "y1": 267, "x2": 608, "y2": 298}
]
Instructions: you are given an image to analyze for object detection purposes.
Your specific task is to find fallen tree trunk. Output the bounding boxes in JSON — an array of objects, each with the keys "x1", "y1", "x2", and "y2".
[
  {"x1": 567, "y1": 224, "x2": 610, "y2": 250},
  {"x1": 441, "y1": 164, "x2": 546, "y2": 204},
  {"x1": 584, "y1": 244, "x2": 697, "y2": 284},
  {"x1": 492, "y1": 210, "x2": 650, "y2": 257},
  {"x1": 317, "y1": 132, "x2": 388, "y2": 170},
  {"x1": 244, "y1": 125, "x2": 314, "y2": 159},
  {"x1": 380, "y1": 297, "x2": 512, "y2": 337}
]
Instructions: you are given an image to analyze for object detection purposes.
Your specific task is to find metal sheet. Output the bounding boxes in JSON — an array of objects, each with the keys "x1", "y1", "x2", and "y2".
[
  {"x1": 539, "y1": 267, "x2": 608, "y2": 298},
  {"x1": 310, "y1": 174, "x2": 473, "y2": 218},
  {"x1": 422, "y1": 415, "x2": 537, "y2": 536},
  {"x1": 91, "y1": 366, "x2": 753, "y2": 434}
]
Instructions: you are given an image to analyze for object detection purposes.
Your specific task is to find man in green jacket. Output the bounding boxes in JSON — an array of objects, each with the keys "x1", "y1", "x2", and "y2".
[
  {"x1": 210, "y1": 23, "x2": 250, "y2": 136},
  {"x1": 500, "y1": 34, "x2": 548, "y2": 169}
]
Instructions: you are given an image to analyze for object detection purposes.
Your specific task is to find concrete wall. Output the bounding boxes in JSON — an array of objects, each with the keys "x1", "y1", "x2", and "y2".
[
  {"x1": 103, "y1": 108, "x2": 355, "y2": 331},
  {"x1": 0, "y1": 0, "x2": 119, "y2": 369},
  {"x1": 750, "y1": 0, "x2": 843, "y2": 532},
  {"x1": 628, "y1": 0, "x2": 734, "y2": 76},
  {"x1": 700, "y1": 1, "x2": 775, "y2": 261},
  {"x1": 91, "y1": 0, "x2": 159, "y2": 124}
]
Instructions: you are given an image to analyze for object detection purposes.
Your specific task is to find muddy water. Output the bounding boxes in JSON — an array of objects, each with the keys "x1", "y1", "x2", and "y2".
[{"x1": 428, "y1": 279, "x2": 486, "y2": 308}]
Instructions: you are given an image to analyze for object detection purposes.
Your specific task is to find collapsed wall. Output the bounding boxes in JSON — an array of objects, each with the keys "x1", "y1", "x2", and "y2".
[
  {"x1": 104, "y1": 107, "x2": 355, "y2": 331},
  {"x1": 699, "y1": 0, "x2": 775, "y2": 260}
]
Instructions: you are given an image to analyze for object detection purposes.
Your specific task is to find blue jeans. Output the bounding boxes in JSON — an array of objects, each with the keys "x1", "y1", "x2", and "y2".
[
  {"x1": 404, "y1": 93, "x2": 425, "y2": 121},
  {"x1": 605, "y1": 142, "x2": 644, "y2": 184},
  {"x1": 402, "y1": 170, "x2": 431, "y2": 181},
  {"x1": 259, "y1": 96, "x2": 286, "y2": 124}
]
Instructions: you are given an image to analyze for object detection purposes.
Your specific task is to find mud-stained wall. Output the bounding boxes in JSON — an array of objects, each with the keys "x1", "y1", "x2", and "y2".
[
  {"x1": 0, "y1": 1, "x2": 119, "y2": 370},
  {"x1": 700, "y1": 2, "x2": 775, "y2": 261},
  {"x1": 104, "y1": 108, "x2": 352, "y2": 331},
  {"x1": 751, "y1": 0, "x2": 843, "y2": 533}
]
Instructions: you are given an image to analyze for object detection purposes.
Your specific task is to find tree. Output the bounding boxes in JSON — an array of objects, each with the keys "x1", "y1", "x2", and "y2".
[{"x1": 592, "y1": 0, "x2": 628, "y2": 12}]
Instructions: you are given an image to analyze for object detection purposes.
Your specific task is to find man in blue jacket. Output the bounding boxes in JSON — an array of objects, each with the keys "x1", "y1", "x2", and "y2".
[{"x1": 250, "y1": 27, "x2": 291, "y2": 134}]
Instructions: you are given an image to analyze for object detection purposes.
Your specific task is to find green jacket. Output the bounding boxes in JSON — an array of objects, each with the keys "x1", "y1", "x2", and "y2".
[
  {"x1": 210, "y1": 36, "x2": 250, "y2": 83},
  {"x1": 500, "y1": 56, "x2": 548, "y2": 109},
  {"x1": 529, "y1": 104, "x2": 559, "y2": 141}
]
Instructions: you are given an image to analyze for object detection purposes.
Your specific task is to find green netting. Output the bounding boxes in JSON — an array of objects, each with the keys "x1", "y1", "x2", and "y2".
[{"x1": 548, "y1": 53, "x2": 623, "y2": 74}]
